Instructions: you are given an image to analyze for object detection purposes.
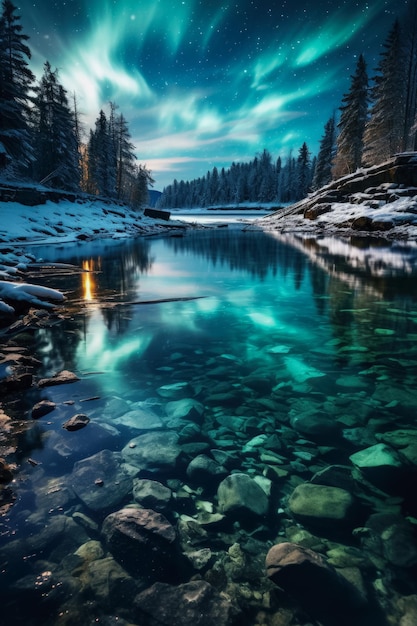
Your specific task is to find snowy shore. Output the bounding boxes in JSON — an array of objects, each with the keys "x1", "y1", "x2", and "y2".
[{"x1": 0, "y1": 196, "x2": 188, "y2": 317}]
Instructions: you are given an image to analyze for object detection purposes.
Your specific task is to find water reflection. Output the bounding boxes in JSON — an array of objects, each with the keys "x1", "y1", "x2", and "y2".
[{"x1": 2, "y1": 230, "x2": 417, "y2": 625}]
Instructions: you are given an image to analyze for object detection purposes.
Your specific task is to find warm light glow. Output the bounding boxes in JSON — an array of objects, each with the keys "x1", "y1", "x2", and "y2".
[{"x1": 82, "y1": 259, "x2": 96, "y2": 301}]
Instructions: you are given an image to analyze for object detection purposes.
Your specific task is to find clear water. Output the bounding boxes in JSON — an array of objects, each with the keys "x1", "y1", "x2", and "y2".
[{"x1": 1, "y1": 229, "x2": 417, "y2": 625}]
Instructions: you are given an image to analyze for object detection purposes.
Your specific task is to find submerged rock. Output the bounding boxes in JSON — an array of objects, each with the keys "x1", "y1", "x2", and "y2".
[
  {"x1": 217, "y1": 473, "x2": 269, "y2": 520},
  {"x1": 134, "y1": 580, "x2": 240, "y2": 626},
  {"x1": 165, "y1": 398, "x2": 205, "y2": 424},
  {"x1": 132, "y1": 478, "x2": 172, "y2": 511},
  {"x1": 102, "y1": 507, "x2": 181, "y2": 582},
  {"x1": 122, "y1": 430, "x2": 183, "y2": 474},
  {"x1": 70, "y1": 449, "x2": 132, "y2": 512},
  {"x1": 114, "y1": 407, "x2": 164, "y2": 431},
  {"x1": 266, "y1": 542, "x2": 370, "y2": 626},
  {"x1": 186, "y1": 454, "x2": 228, "y2": 490},
  {"x1": 288, "y1": 483, "x2": 356, "y2": 529},
  {"x1": 349, "y1": 443, "x2": 409, "y2": 493}
]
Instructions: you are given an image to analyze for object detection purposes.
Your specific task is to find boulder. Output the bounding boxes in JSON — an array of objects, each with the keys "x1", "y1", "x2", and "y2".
[
  {"x1": 217, "y1": 473, "x2": 269, "y2": 521},
  {"x1": 31, "y1": 399, "x2": 56, "y2": 419},
  {"x1": 165, "y1": 398, "x2": 205, "y2": 425},
  {"x1": 102, "y1": 507, "x2": 182, "y2": 582},
  {"x1": 132, "y1": 478, "x2": 172, "y2": 511},
  {"x1": 186, "y1": 454, "x2": 228, "y2": 490},
  {"x1": 114, "y1": 407, "x2": 164, "y2": 431},
  {"x1": 288, "y1": 483, "x2": 356, "y2": 529},
  {"x1": 62, "y1": 413, "x2": 90, "y2": 431},
  {"x1": 364, "y1": 513, "x2": 417, "y2": 568},
  {"x1": 290, "y1": 411, "x2": 342, "y2": 444},
  {"x1": 70, "y1": 449, "x2": 132, "y2": 512},
  {"x1": 134, "y1": 580, "x2": 239, "y2": 626},
  {"x1": 266, "y1": 542, "x2": 369, "y2": 626},
  {"x1": 122, "y1": 430, "x2": 183, "y2": 474},
  {"x1": 349, "y1": 443, "x2": 409, "y2": 493}
]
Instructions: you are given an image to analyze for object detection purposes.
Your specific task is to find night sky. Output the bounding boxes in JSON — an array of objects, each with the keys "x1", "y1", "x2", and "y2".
[{"x1": 18, "y1": 0, "x2": 408, "y2": 189}]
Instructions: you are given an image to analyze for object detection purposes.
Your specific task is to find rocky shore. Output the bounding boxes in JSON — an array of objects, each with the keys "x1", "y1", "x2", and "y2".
[{"x1": 0, "y1": 354, "x2": 416, "y2": 625}]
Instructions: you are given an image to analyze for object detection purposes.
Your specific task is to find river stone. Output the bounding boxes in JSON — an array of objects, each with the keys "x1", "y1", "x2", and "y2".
[
  {"x1": 102, "y1": 507, "x2": 179, "y2": 581},
  {"x1": 288, "y1": 483, "x2": 355, "y2": 528},
  {"x1": 290, "y1": 411, "x2": 342, "y2": 444},
  {"x1": 349, "y1": 443, "x2": 407, "y2": 492},
  {"x1": 266, "y1": 542, "x2": 367, "y2": 626},
  {"x1": 364, "y1": 513, "x2": 417, "y2": 568},
  {"x1": 62, "y1": 413, "x2": 90, "y2": 431},
  {"x1": 157, "y1": 382, "x2": 191, "y2": 399},
  {"x1": 217, "y1": 473, "x2": 269, "y2": 520},
  {"x1": 31, "y1": 399, "x2": 56, "y2": 419},
  {"x1": 132, "y1": 478, "x2": 172, "y2": 511},
  {"x1": 165, "y1": 398, "x2": 205, "y2": 425},
  {"x1": 186, "y1": 454, "x2": 228, "y2": 490},
  {"x1": 134, "y1": 580, "x2": 239, "y2": 626},
  {"x1": 376, "y1": 429, "x2": 417, "y2": 465},
  {"x1": 86, "y1": 555, "x2": 138, "y2": 608},
  {"x1": 122, "y1": 431, "x2": 183, "y2": 474},
  {"x1": 38, "y1": 369, "x2": 80, "y2": 387},
  {"x1": 70, "y1": 449, "x2": 132, "y2": 511},
  {"x1": 114, "y1": 407, "x2": 164, "y2": 431}
]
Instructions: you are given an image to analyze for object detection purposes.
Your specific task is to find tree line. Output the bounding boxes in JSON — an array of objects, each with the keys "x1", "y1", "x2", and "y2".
[
  {"x1": 159, "y1": 7, "x2": 417, "y2": 208},
  {"x1": 0, "y1": 0, "x2": 153, "y2": 207}
]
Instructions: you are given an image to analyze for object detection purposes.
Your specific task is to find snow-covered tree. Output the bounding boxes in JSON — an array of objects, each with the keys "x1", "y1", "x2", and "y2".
[
  {"x1": 313, "y1": 114, "x2": 336, "y2": 188},
  {"x1": 333, "y1": 54, "x2": 369, "y2": 177},
  {"x1": 87, "y1": 109, "x2": 117, "y2": 197},
  {"x1": 0, "y1": 0, "x2": 34, "y2": 176},
  {"x1": 31, "y1": 62, "x2": 80, "y2": 189},
  {"x1": 363, "y1": 21, "x2": 406, "y2": 166}
]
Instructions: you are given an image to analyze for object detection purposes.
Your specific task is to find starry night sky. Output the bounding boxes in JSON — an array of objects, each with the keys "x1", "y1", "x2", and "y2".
[{"x1": 18, "y1": 0, "x2": 408, "y2": 189}]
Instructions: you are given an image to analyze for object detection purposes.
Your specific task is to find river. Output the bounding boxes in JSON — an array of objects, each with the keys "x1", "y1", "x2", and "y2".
[{"x1": 1, "y1": 222, "x2": 417, "y2": 625}]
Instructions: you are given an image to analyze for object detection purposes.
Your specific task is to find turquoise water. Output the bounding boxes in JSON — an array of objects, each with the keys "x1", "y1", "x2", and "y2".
[{"x1": 1, "y1": 229, "x2": 417, "y2": 625}]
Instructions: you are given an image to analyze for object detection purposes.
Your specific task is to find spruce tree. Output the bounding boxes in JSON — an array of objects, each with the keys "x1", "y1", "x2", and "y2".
[
  {"x1": 32, "y1": 62, "x2": 80, "y2": 189},
  {"x1": 313, "y1": 114, "x2": 336, "y2": 188},
  {"x1": 296, "y1": 142, "x2": 311, "y2": 200},
  {"x1": 87, "y1": 109, "x2": 116, "y2": 197},
  {"x1": 0, "y1": 0, "x2": 34, "y2": 176},
  {"x1": 402, "y1": 4, "x2": 417, "y2": 149},
  {"x1": 363, "y1": 20, "x2": 406, "y2": 166},
  {"x1": 333, "y1": 55, "x2": 369, "y2": 177}
]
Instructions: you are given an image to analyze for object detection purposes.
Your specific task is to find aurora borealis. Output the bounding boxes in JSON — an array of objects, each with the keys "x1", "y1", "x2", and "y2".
[{"x1": 19, "y1": 0, "x2": 407, "y2": 189}]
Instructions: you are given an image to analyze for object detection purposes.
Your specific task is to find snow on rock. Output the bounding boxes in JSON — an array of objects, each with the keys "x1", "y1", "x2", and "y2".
[{"x1": 0, "y1": 280, "x2": 65, "y2": 315}]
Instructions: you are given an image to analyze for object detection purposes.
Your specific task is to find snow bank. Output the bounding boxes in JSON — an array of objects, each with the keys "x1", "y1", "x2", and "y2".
[{"x1": 0, "y1": 194, "x2": 187, "y2": 318}]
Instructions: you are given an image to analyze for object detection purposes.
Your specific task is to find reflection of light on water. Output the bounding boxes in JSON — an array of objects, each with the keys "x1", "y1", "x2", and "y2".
[
  {"x1": 82, "y1": 259, "x2": 96, "y2": 300},
  {"x1": 78, "y1": 311, "x2": 152, "y2": 372}
]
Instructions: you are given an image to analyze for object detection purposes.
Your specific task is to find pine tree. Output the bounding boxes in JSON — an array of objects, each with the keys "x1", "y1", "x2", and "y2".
[
  {"x1": 87, "y1": 109, "x2": 116, "y2": 197},
  {"x1": 402, "y1": 4, "x2": 417, "y2": 149},
  {"x1": 333, "y1": 55, "x2": 369, "y2": 177},
  {"x1": 31, "y1": 62, "x2": 80, "y2": 189},
  {"x1": 258, "y1": 148, "x2": 276, "y2": 202},
  {"x1": 296, "y1": 142, "x2": 311, "y2": 200},
  {"x1": 313, "y1": 114, "x2": 336, "y2": 188},
  {"x1": 114, "y1": 112, "x2": 136, "y2": 201},
  {"x1": 0, "y1": 0, "x2": 35, "y2": 175},
  {"x1": 363, "y1": 21, "x2": 406, "y2": 166},
  {"x1": 129, "y1": 163, "x2": 154, "y2": 209}
]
